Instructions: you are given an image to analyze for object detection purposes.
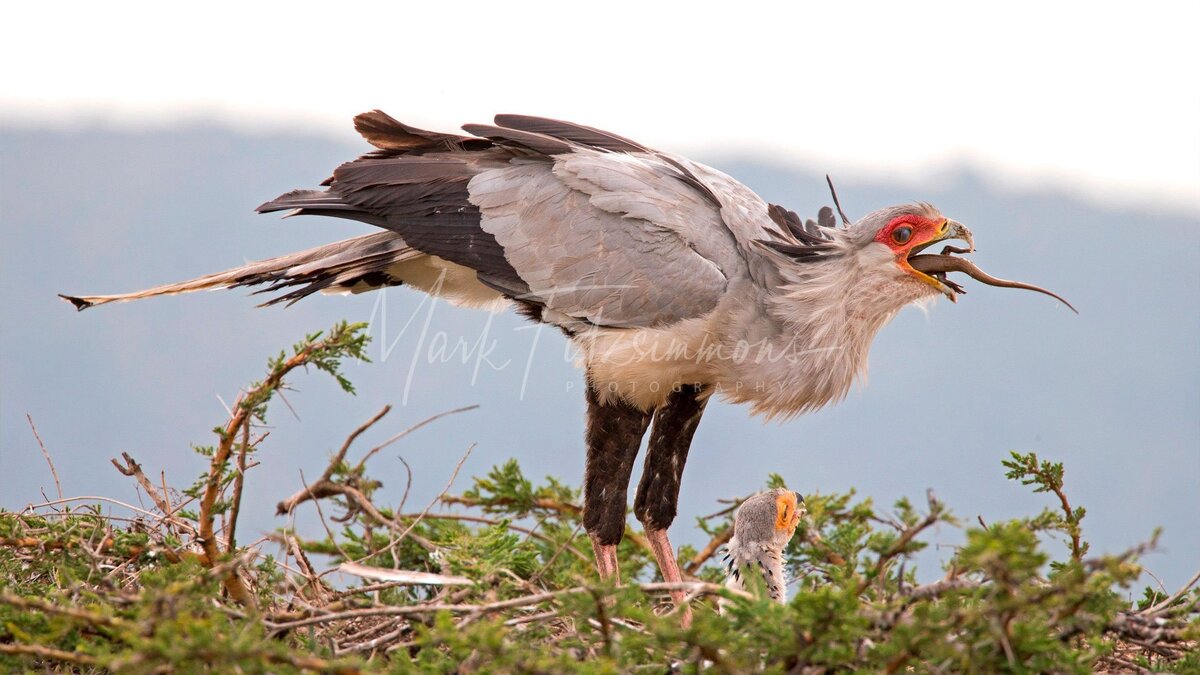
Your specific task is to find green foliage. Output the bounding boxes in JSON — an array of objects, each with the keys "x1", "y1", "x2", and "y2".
[
  {"x1": 255, "y1": 322, "x2": 371, "y2": 412},
  {"x1": 444, "y1": 522, "x2": 540, "y2": 580},
  {"x1": 1003, "y1": 450, "x2": 1089, "y2": 560},
  {"x1": 3, "y1": 325, "x2": 1196, "y2": 672},
  {"x1": 462, "y1": 459, "x2": 578, "y2": 517}
]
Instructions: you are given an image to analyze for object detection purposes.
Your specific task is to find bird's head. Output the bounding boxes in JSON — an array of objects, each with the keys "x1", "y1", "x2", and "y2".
[
  {"x1": 852, "y1": 202, "x2": 974, "y2": 303},
  {"x1": 760, "y1": 192, "x2": 1074, "y2": 320},
  {"x1": 731, "y1": 488, "x2": 805, "y2": 552},
  {"x1": 761, "y1": 201, "x2": 976, "y2": 326}
]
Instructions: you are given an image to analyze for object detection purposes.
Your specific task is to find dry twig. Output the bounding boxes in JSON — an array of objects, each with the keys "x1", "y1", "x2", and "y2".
[
  {"x1": 26, "y1": 414, "x2": 62, "y2": 501},
  {"x1": 110, "y1": 452, "x2": 195, "y2": 535}
]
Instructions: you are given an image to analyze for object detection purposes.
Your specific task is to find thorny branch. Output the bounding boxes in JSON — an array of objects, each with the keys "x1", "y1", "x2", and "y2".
[
  {"x1": 438, "y1": 493, "x2": 669, "y2": 574},
  {"x1": 110, "y1": 451, "x2": 196, "y2": 535},
  {"x1": 193, "y1": 323, "x2": 366, "y2": 609},
  {"x1": 200, "y1": 357, "x2": 298, "y2": 607},
  {"x1": 859, "y1": 490, "x2": 943, "y2": 594},
  {"x1": 0, "y1": 643, "x2": 100, "y2": 668}
]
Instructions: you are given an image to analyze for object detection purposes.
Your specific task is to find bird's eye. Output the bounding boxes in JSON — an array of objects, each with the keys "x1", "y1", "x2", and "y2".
[{"x1": 892, "y1": 226, "x2": 913, "y2": 245}]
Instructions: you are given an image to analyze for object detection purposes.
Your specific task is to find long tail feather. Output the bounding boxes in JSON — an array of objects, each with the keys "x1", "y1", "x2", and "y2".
[{"x1": 60, "y1": 232, "x2": 417, "y2": 311}]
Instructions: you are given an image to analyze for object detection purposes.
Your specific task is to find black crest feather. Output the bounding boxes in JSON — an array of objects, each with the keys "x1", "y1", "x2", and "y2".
[
  {"x1": 760, "y1": 203, "x2": 840, "y2": 262},
  {"x1": 825, "y1": 175, "x2": 852, "y2": 226}
]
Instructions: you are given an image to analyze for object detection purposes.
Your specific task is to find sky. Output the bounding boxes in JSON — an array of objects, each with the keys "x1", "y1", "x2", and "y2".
[{"x1": 2, "y1": 1, "x2": 1198, "y2": 212}]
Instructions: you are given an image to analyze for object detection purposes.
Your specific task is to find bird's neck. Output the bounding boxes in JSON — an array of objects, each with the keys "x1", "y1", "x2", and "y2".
[
  {"x1": 773, "y1": 246, "x2": 914, "y2": 361},
  {"x1": 724, "y1": 247, "x2": 916, "y2": 418}
]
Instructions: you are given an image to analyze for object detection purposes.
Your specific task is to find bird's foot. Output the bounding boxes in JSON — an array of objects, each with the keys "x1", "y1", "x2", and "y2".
[{"x1": 646, "y1": 528, "x2": 693, "y2": 628}]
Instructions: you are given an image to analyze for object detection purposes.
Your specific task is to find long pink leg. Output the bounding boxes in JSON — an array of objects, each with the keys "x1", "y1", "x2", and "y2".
[
  {"x1": 590, "y1": 534, "x2": 621, "y2": 584},
  {"x1": 646, "y1": 528, "x2": 693, "y2": 627}
]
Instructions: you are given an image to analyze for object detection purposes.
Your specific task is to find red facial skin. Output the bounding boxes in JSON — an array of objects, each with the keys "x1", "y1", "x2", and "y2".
[{"x1": 872, "y1": 214, "x2": 948, "y2": 255}]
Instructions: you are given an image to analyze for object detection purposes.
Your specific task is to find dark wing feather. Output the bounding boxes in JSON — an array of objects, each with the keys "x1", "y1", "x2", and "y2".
[
  {"x1": 353, "y1": 109, "x2": 489, "y2": 152},
  {"x1": 331, "y1": 157, "x2": 476, "y2": 218},
  {"x1": 493, "y1": 115, "x2": 721, "y2": 208},
  {"x1": 494, "y1": 114, "x2": 649, "y2": 153},
  {"x1": 260, "y1": 149, "x2": 531, "y2": 299},
  {"x1": 460, "y1": 123, "x2": 575, "y2": 156}
]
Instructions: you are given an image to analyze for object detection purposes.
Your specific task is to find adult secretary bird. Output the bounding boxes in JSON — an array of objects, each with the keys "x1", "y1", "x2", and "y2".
[{"x1": 62, "y1": 110, "x2": 1074, "y2": 623}]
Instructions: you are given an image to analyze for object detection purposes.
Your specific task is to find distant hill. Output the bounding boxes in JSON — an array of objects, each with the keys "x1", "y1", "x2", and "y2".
[{"x1": 2, "y1": 125, "x2": 1197, "y2": 589}]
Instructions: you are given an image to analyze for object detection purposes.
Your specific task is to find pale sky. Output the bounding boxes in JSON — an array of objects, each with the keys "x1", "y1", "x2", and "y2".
[{"x1": 3, "y1": 1, "x2": 1198, "y2": 211}]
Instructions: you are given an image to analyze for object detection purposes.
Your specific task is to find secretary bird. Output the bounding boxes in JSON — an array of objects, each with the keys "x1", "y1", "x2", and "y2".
[
  {"x1": 62, "y1": 111, "x2": 1074, "y2": 624},
  {"x1": 722, "y1": 489, "x2": 804, "y2": 605}
]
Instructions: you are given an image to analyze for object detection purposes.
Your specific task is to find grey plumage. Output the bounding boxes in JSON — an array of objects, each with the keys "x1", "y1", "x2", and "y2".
[
  {"x1": 723, "y1": 488, "x2": 803, "y2": 604},
  {"x1": 59, "y1": 113, "x2": 973, "y2": 419}
]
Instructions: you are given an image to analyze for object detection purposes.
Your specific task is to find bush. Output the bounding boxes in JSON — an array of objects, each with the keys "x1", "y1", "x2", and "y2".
[{"x1": 2, "y1": 323, "x2": 1196, "y2": 672}]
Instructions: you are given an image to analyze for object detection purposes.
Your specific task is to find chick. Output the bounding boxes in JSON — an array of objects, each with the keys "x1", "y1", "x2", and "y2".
[{"x1": 722, "y1": 488, "x2": 804, "y2": 603}]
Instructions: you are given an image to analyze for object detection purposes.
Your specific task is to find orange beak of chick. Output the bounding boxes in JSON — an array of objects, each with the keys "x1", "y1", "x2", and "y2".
[{"x1": 775, "y1": 491, "x2": 804, "y2": 533}]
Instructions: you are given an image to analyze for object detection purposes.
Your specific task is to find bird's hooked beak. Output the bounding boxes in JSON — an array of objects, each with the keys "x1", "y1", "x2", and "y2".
[
  {"x1": 904, "y1": 220, "x2": 1079, "y2": 312},
  {"x1": 901, "y1": 219, "x2": 974, "y2": 301}
]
